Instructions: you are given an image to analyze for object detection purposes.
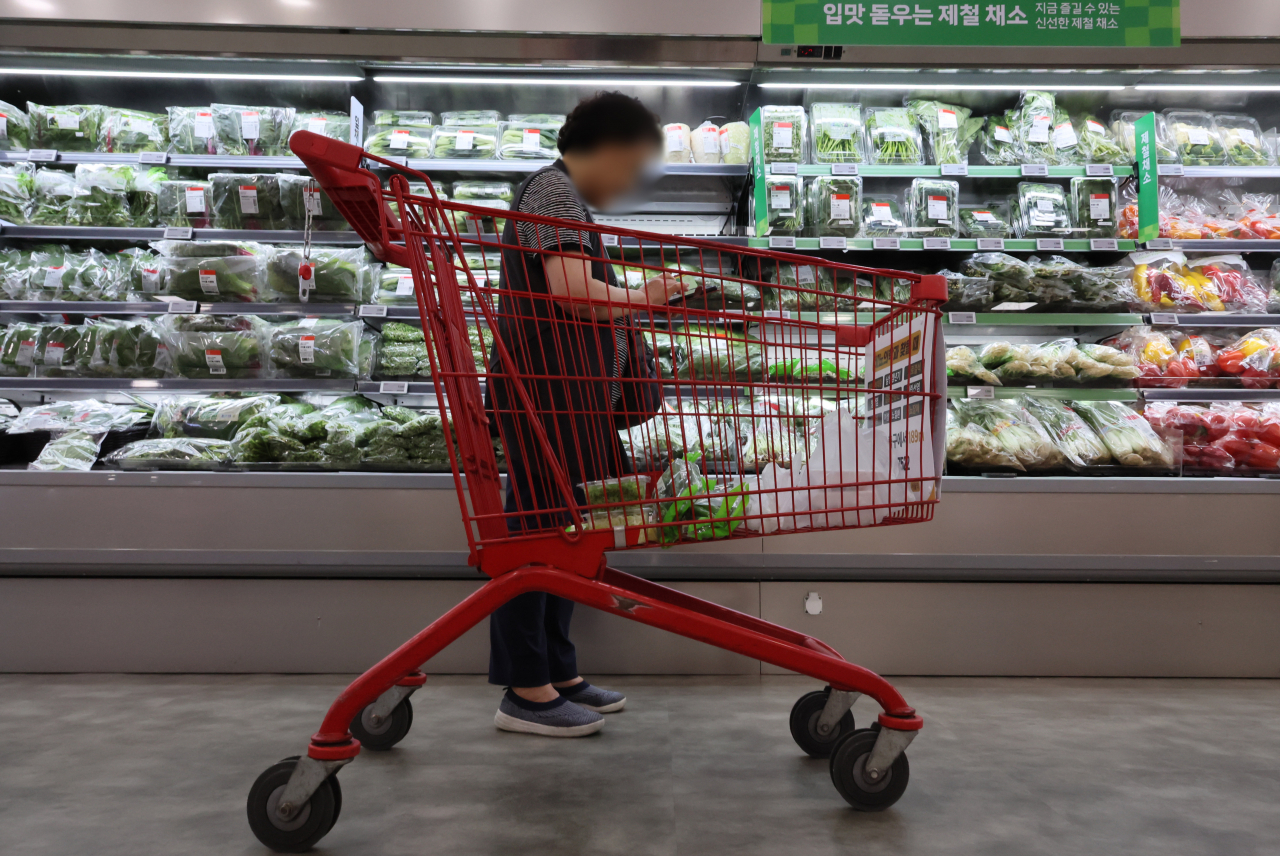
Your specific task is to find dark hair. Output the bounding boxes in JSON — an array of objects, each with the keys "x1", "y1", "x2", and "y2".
[{"x1": 557, "y1": 91, "x2": 662, "y2": 154}]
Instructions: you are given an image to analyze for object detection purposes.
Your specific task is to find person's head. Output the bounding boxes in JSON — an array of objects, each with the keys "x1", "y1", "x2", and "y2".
[{"x1": 557, "y1": 92, "x2": 662, "y2": 207}]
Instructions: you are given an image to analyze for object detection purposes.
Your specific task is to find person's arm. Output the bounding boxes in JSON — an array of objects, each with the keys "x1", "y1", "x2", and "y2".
[{"x1": 543, "y1": 254, "x2": 684, "y2": 320}]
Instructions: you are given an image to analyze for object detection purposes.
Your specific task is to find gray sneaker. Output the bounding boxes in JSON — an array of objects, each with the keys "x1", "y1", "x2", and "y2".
[
  {"x1": 494, "y1": 690, "x2": 604, "y2": 737},
  {"x1": 559, "y1": 681, "x2": 626, "y2": 713}
]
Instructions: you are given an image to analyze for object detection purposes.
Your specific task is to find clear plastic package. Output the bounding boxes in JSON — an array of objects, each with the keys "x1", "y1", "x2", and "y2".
[
  {"x1": 0, "y1": 100, "x2": 30, "y2": 152},
  {"x1": 662, "y1": 123, "x2": 693, "y2": 164},
  {"x1": 157, "y1": 181, "x2": 212, "y2": 229},
  {"x1": 265, "y1": 245, "x2": 375, "y2": 303},
  {"x1": 67, "y1": 163, "x2": 133, "y2": 228},
  {"x1": 1074, "y1": 114, "x2": 1129, "y2": 165},
  {"x1": 290, "y1": 112, "x2": 350, "y2": 143},
  {"x1": 1213, "y1": 113, "x2": 1270, "y2": 166},
  {"x1": 29, "y1": 168, "x2": 77, "y2": 226},
  {"x1": 1070, "y1": 176, "x2": 1117, "y2": 239},
  {"x1": 0, "y1": 162, "x2": 33, "y2": 223},
  {"x1": 760, "y1": 106, "x2": 807, "y2": 164},
  {"x1": 268, "y1": 318, "x2": 372, "y2": 379},
  {"x1": 1014, "y1": 182, "x2": 1071, "y2": 238},
  {"x1": 979, "y1": 113, "x2": 1020, "y2": 165},
  {"x1": 763, "y1": 174, "x2": 802, "y2": 234},
  {"x1": 152, "y1": 243, "x2": 267, "y2": 302},
  {"x1": 959, "y1": 205, "x2": 1011, "y2": 238},
  {"x1": 806, "y1": 175, "x2": 862, "y2": 239},
  {"x1": 103, "y1": 437, "x2": 233, "y2": 470},
  {"x1": 1013, "y1": 90, "x2": 1058, "y2": 164},
  {"x1": 1021, "y1": 396, "x2": 1112, "y2": 469},
  {"x1": 1073, "y1": 400, "x2": 1174, "y2": 469},
  {"x1": 907, "y1": 178, "x2": 958, "y2": 238},
  {"x1": 691, "y1": 121, "x2": 722, "y2": 164},
  {"x1": 209, "y1": 173, "x2": 286, "y2": 230},
  {"x1": 101, "y1": 108, "x2": 167, "y2": 153},
  {"x1": 160, "y1": 314, "x2": 268, "y2": 379},
  {"x1": 809, "y1": 103, "x2": 864, "y2": 164},
  {"x1": 952, "y1": 397, "x2": 1063, "y2": 470},
  {"x1": 906, "y1": 99, "x2": 977, "y2": 165},
  {"x1": 865, "y1": 106, "x2": 923, "y2": 165},
  {"x1": 431, "y1": 124, "x2": 499, "y2": 159},
  {"x1": 1185, "y1": 254, "x2": 1270, "y2": 314},
  {"x1": 441, "y1": 110, "x2": 503, "y2": 126},
  {"x1": 1163, "y1": 110, "x2": 1227, "y2": 165},
  {"x1": 278, "y1": 173, "x2": 348, "y2": 231},
  {"x1": 500, "y1": 113, "x2": 565, "y2": 160},
  {"x1": 1110, "y1": 110, "x2": 1180, "y2": 164},
  {"x1": 365, "y1": 110, "x2": 436, "y2": 158},
  {"x1": 26, "y1": 103, "x2": 104, "y2": 152},
  {"x1": 718, "y1": 122, "x2": 750, "y2": 165},
  {"x1": 209, "y1": 104, "x2": 295, "y2": 156},
  {"x1": 29, "y1": 430, "x2": 105, "y2": 472},
  {"x1": 129, "y1": 167, "x2": 165, "y2": 228},
  {"x1": 860, "y1": 194, "x2": 906, "y2": 237},
  {"x1": 166, "y1": 107, "x2": 218, "y2": 155}
]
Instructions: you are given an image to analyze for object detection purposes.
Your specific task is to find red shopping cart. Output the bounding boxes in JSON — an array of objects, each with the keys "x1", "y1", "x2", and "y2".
[{"x1": 246, "y1": 130, "x2": 947, "y2": 852}]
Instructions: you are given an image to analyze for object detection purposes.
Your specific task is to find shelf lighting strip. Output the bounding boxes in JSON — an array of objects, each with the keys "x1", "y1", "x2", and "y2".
[
  {"x1": 0, "y1": 67, "x2": 362, "y2": 82},
  {"x1": 372, "y1": 76, "x2": 740, "y2": 87},
  {"x1": 758, "y1": 82, "x2": 1125, "y2": 91}
]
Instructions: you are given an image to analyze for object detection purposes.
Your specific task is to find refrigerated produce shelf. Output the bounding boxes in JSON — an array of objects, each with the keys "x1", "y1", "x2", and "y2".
[
  {"x1": 792, "y1": 164, "x2": 1135, "y2": 178},
  {"x1": 0, "y1": 378, "x2": 358, "y2": 392},
  {"x1": 748, "y1": 238, "x2": 1137, "y2": 252},
  {"x1": 1165, "y1": 240, "x2": 1280, "y2": 253},
  {"x1": 0, "y1": 301, "x2": 362, "y2": 316},
  {"x1": 0, "y1": 224, "x2": 367, "y2": 244},
  {"x1": 1141, "y1": 389, "x2": 1280, "y2": 402},
  {"x1": 945, "y1": 312, "x2": 1143, "y2": 326},
  {"x1": 945, "y1": 387, "x2": 1140, "y2": 401}
]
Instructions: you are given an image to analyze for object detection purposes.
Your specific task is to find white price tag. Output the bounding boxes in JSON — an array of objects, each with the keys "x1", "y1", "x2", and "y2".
[
  {"x1": 307, "y1": 117, "x2": 328, "y2": 135},
  {"x1": 26, "y1": 149, "x2": 57, "y2": 162},
  {"x1": 1052, "y1": 122, "x2": 1078, "y2": 149},
  {"x1": 601, "y1": 234, "x2": 619, "y2": 247},
  {"x1": 769, "y1": 235, "x2": 796, "y2": 249},
  {"x1": 204, "y1": 349, "x2": 227, "y2": 375},
  {"x1": 1085, "y1": 164, "x2": 1114, "y2": 177},
  {"x1": 163, "y1": 226, "x2": 193, "y2": 240},
  {"x1": 1150, "y1": 312, "x2": 1180, "y2": 326},
  {"x1": 769, "y1": 189, "x2": 791, "y2": 209},
  {"x1": 966, "y1": 386, "x2": 995, "y2": 400},
  {"x1": 1036, "y1": 238, "x2": 1065, "y2": 251},
  {"x1": 972, "y1": 211, "x2": 997, "y2": 222},
  {"x1": 831, "y1": 163, "x2": 859, "y2": 176},
  {"x1": 719, "y1": 127, "x2": 731, "y2": 155},
  {"x1": 167, "y1": 300, "x2": 198, "y2": 313},
  {"x1": 771, "y1": 122, "x2": 794, "y2": 151},
  {"x1": 1036, "y1": 199, "x2": 1055, "y2": 212},
  {"x1": 664, "y1": 128, "x2": 685, "y2": 153},
  {"x1": 184, "y1": 186, "x2": 206, "y2": 214},
  {"x1": 1089, "y1": 194, "x2": 1110, "y2": 221},
  {"x1": 193, "y1": 111, "x2": 214, "y2": 138},
  {"x1": 1239, "y1": 128, "x2": 1258, "y2": 145},
  {"x1": 0, "y1": 113, "x2": 8, "y2": 140},
  {"x1": 238, "y1": 185, "x2": 259, "y2": 214},
  {"x1": 994, "y1": 125, "x2": 1013, "y2": 143},
  {"x1": 948, "y1": 312, "x2": 976, "y2": 324},
  {"x1": 138, "y1": 151, "x2": 167, "y2": 165},
  {"x1": 870, "y1": 202, "x2": 893, "y2": 222},
  {"x1": 522, "y1": 128, "x2": 542, "y2": 153},
  {"x1": 976, "y1": 238, "x2": 1005, "y2": 251},
  {"x1": 938, "y1": 108, "x2": 958, "y2": 130},
  {"x1": 388, "y1": 130, "x2": 411, "y2": 150},
  {"x1": 1146, "y1": 238, "x2": 1175, "y2": 250},
  {"x1": 1021, "y1": 163, "x2": 1049, "y2": 176},
  {"x1": 700, "y1": 127, "x2": 719, "y2": 153},
  {"x1": 43, "y1": 342, "x2": 65, "y2": 366},
  {"x1": 53, "y1": 111, "x2": 79, "y2": 130},
  {"x1": 1090, "y1": 238, "x2": 1119, "y2": 251},
  {"x1": 1028, "y1": 115, "x2": 1051, "y2": 143},
  {"x1": 992, "y1": 301, "x2": 1037, "y2": 311},
  {"x1": 141, "y1": 268, "x2": 161, "y2": 293},
  {"x1": 383, "y1": 155, "x2": 409, "y2": 167},
  {"x1": 304, "y1": 188, "x2": 323, "y2": 216},
  {"x1": 769, "y1": 162, "x2": 798, "y2": 175},
  {"x1": 819, "y1": 236, "x2": 847, "y2": 250},
  {"x1": 240, "y1": 111, "x2": 260, "y2": 140},
  {"x1": 454, "y1": 130, "x2": 475, "y2": 151},
  {"x1": 15, "y1": 339, "x2": 35, "y2": 367},
  {"x1": 940, "y1": 163, "x2": 968, "y2": 176},
  {"x1": 358, "y1": 304, "x2": 389, "y2": 318},
  {"x1": 198, "y1": 269, "x2": 219, "y2": 295},
  {"x1": 830, "y1": 193, "x2": 851, "y2": 221},
  {"x1": 922, "y1": 237, "x2": 951, "y2": 250},
  {"x1": 395, "y1": 274, "x2": 416, "y2": 296},
  {"x1": 927, "y1": 195, "x2": 949, "y2": 221},
  {"x1": 1158, "y1": 164, "x2": 1184, "y2": 177},
  {"x1": 1186, "y1": 127, "x2": 1211, "y2": 146},
  {"x1": 379, "y1": 381, "x2": 409, "y2": 394},
  {"x1": 299, "y1": 334, "x2": 316, "y2": 364},
  {"x1": 1086, "y1": 119, "x2": 1106, "y2": 136},
  {"x1": 872, "y1": 237, "x2": 900, "y2": 250}
]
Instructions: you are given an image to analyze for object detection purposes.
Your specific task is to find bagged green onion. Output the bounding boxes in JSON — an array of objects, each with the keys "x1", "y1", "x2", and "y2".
[{"x1": 1074, "y1": 115, "x2": 1128, "y2": 165}]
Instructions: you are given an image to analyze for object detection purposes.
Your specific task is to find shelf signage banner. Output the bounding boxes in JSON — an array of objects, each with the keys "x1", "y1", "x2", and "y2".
[
  {"x1": 1133, "y1": 111, "x2": 1160, "y2": 243},
  {"x1": 763, "y1": 0, "x2": 1179, "y2": 46}
]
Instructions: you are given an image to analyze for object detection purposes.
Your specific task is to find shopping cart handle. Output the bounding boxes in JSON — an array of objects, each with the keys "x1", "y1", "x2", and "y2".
[
  {"x1": 911, "y1": 274, "x2": 948, "y2": 304},
  {"x1": 290, "y1": 130, "x2": 365, "y2": 170}
]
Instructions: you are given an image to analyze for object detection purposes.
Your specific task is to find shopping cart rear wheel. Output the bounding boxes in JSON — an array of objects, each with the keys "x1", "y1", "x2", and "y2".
[
  {"x1": 277, "y1": 757, "x2": 341, "y2": 830},
  {"x1": 246, "y1": 758, "x2": 339, "y2": 852},
  {"x1": 789, "y1": 689, "x2": 855, "y2": 758},
  {"x1": 829, "y1": 729, "x2": 910, "y2": 812},
  {"x1": 349, "y1": 697, "x2": 413, "y2": 751}
]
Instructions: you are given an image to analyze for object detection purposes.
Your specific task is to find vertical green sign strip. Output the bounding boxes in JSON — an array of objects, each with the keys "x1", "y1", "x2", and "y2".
[
  {"x1": 749, "y1": 109, "x2": 768, "y2": 237},
  {"x1": 763, "y1": 0, "x2": 1179, "y2": 47},
  {"x1": 1134, "y1": 111, "x2": 1160, "y2": 244}
]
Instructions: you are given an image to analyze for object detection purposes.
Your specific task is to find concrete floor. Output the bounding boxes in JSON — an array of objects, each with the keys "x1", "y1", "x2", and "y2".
[{"x1": 1, "y1": 675, "x2": 1279, "y2": 856}]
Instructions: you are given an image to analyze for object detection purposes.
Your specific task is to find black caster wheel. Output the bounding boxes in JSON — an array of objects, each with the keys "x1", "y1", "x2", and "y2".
[
  {"x1": 278, "y1": 756, "x2": 342, "y2": 832},
  {"x1": 829, "y1": 729, "x2": 910, "y2": 812},
  {"x1": 246, "y1": 758, "x2": 339, "y2": 853},
  {"x1": 789, "y1": 689, "x2": 855, "y2": 759},
  {"x1": 350, "y1": 696, "x2": 413, "y2": 751}
]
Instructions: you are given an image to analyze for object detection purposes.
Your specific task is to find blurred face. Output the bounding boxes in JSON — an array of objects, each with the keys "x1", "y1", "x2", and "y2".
[{"x1": 564, "y1": 140, "x2": 659, "y2": 208}]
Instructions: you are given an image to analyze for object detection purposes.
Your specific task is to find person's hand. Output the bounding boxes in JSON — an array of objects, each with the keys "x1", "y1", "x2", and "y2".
[{"x1": 640, "y1": 273, "x2": 687, "y2": 312}]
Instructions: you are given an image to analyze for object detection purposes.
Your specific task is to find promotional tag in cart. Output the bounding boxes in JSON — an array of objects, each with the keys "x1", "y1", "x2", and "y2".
[{"x1": 868, "y1": 310, "x2": 939, "y2": 504}]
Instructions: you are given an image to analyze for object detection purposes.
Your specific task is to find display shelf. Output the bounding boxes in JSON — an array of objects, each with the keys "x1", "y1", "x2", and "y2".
[
  {"x1": 1141, "y1": 388, "x2": 1280, "y2": 402},
  {"x1": 1162, "y1": 240, "x2": 1280, "y2": 252},
  {"x1": 0, "y1": 300, "x2": 362, "y2": 317},
  {"x1": 1, "y1": 151, "x2": 307, "y2": 169},
  {"x1": 945, "y1": 312, "x2": 1142, "y2": 326},
  {"x1": 791, "y1": 164, "x2": 1134, "y2": 178},
  {"x1": 748, "y1": 237, "x2": 1136, "y2": 252},
  {"x1": 0, "y1": 378, "x2": 357, "y2": 392},
  {"x1": 0, "y1": 224, "x2": 366, "y2": 244},
  {"x1": 1146, "y1": 313, "x2": 1280, "y2": 326},
  {"x1": 1160, "y1": 165, "x2": 1280, "y2": 178},
  {"x1": 945, "y1": 386, "x2": 1139, "y2": 401}
]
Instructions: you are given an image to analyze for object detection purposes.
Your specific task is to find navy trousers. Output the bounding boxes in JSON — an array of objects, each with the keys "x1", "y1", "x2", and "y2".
[{"x1": 488, "y1": 592, "x2": 578, "y2": 687}]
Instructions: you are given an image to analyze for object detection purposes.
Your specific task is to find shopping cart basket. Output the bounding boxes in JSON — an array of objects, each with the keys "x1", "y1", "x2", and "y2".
[{"x1": 245, "y1": 130, "x2": 947, "y2": 852}]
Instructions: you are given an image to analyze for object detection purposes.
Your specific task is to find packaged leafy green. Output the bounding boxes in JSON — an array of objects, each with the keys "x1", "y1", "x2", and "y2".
[
  {"x1": 101, "y1": 108, "x2": 167, "y2": 153},
  {"x1": 209, "y1": 173, "x2": 285, "y2": 230},
  {"x1": 1213, "y1": 114, "x2": 1269, "y2": 166},
  {"x1": 375, "y1": 265, "x2": 419, "y2": 305},
  {"x1": 810, "y1": 103, "x2": 864, "y2": 164},
  {"x1": 1163, "y1": 110, "x2": 1226, "y2": 165},
  {"x1": 157, "y1": 181, "x2": 213, "y2": 228},
  {"x1": 959, "y1": 206, "x2": 1010, "y2": 238},
  {"x1": 906, "y1": 99, "x2": 977, "y2": 165},
  {"x1": 865, "y1": 106, "x2": 923, "y2": 165},
  {"x1": 155, "y1": 250, "x2": 266, "y2": 302},
  {"x1": 1070, "y1": 176, "x2": 1117, "y2": 238},
  {"x1": 66, "y1": 163, "x2": 134, "y2": 228},
  {"x1": 265, "y1": 246, "x2": 374, "y2": 303},
  {"x1": 939, "y1": 272, "x2": 994, "y2": 312},
  {"x1": 952, "y1": 397, "x2": 1063, "y2": 470},
  {"x1": 160, "y1": 314, "x2": 267, "y2": 379},
  {"x1": 500, "y1": 114, "x2": 564, "y2": 160},
  {"x1": 961, "y1": 252, "x2": 1037, "y2": 305},
  {"x1": 95, "y1": 319, "x2": 170, "y2": 377},
  {"x1": 1074, "y1": 115, "x2": 1128, "y2": 165},
  {"x1": 210, "y1": 104, "x2": 294, "y2": 156},
  {"x1": 290, "y1": 112, "x2": 350, "y2": 143},
  {"x1": 129, "y1": 167, "x2": 166, "y2": 227},
  {"x1": 767, "y1": 262, "x2": 848, "y2": 312},
  {"x1": 691, "y1": 122, "x2": 721, "y2": 164},
  {"x1": 806, "y1": 175, "x2": 861, "y2": 238},
  {"x1": 29, "y1": 169, "x2": 76, "y2": 225},
  {"x1": 719, "y1": 122, "x2": 750, "y2": 165},
  {"x1": 432, "y1": 124, "x2": 499, "y2": 159},
  {"x1": 763, "y1": 174, "x2": 802, "y2": 234},
  {"x1": 34, "y1": 323, "x2": 84, "y2": 377},
  {"x1": 759, "y1": 105, "x2": 806, "y2": 164},
  {"x1": 1110, "y1": 110, "x2": 1180, "y2": 164},
  {"x1": 166, "y1": 107, "x2": 217, "y2": 155},
  {"x1": 27, "y1": 103, "x2": 104, "y2": 152},
  {"x1": 860, "y1": 194, "x2": 906, "y2": 237},
  {"x1": 907, "y1": 178, "x2": 958, "y2": 238},
  {"x1": 0, "y1": 162, "x2": 34, "y2": 223},
  {"x1": 1049, "y1": 109, "x2": 1082, "y2": 165},
  {"x1": 278, "y1": 174, "x2": 348, "y2": 231},
  {"x1": 0, "y1": 100, "x2": 30, "y2": 151},
  {"x1": 1014, "y1": 182, "x2": 1071, "y2": 238},
  {"x1": 25, "y1": 249, "x2": 109, "y2": 301},
  {"x1": 268, "y1": 318, "x2": 374, "y2": 379},
  {"x1": 1013, "y1": 90, "x2": 1057, "y2": 164},
  {"x1": 103, "y1": 437, "x2": 233, "y2": 470},
  {"x1": 365, "y1": 110, "x2": 436, "y2": 157},
  {"x1": 979, "y1": 113, "x2": 1020, "y2": 165},
  {"x1": 29, "y1": 430, "x2": 105, "y2": 472},
  {"x1": 0, "y1": 322, "x2": 40, "y2": 376}
]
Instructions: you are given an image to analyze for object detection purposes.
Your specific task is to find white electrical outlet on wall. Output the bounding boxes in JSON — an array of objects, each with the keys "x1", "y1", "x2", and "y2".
[{"x1": 804, "y1": 592, "x2": 822, "y2": 615}]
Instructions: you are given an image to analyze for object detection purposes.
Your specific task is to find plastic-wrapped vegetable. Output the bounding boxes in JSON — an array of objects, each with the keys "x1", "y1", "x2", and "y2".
[
  {"x1": 1072, "y1": 265, "x2": 1136, "y2": 313},
  {"x1": 660, "y1": 122, "x2": 693, "y2": 164},
  {"x1": 268, "y1": 318, "x2": 373, "y2": 379},
  {"x1": 278, "y1": 173, "x2": 347, "y2": 231},
  {"x1": 906, "y1": 99, "x2": 975, "y2": 165},
  {"x1": 945, "y1": 408, "x2": 1024, "y2": 472},
  {"x1": 719, "y1": 122, "x2": 750, "y2": 165},
  {"x1": 690, "y1": 121, "x2": 722, "y2": 164},
  {"x1": 265, "y1": 246, "x2": 374, "y2": 303},
  {"x1": 939, "y1": 269, "x2": 994, "y2": 311},
  {"x1": 1021, "y1": 396, "x2": 1111, "y2": 469},
  {"x1": 763, "y1": 174, "x2": 802, "y2": 234},
  {"x1": 959, "y1": 205, "x2": 1010, "y2": 238},
  {"x1": 29, "y1": 430, "x2": 105, "y2": 472},
  {"x1": 1213, "y1": 114, "x2": 1269, "y2": 166},
  {"x1": 961, "y1": 253, "x2": 1033, "y2": 303},
  {"x1": 1075, "y1": 115, "x2": 1128, "y2": 165},
  {"x1": 1111, "y1": 110, "x2": 1180, "y2": 164},
  {"x1": 432, "y1": 123, "x2": 499, "y2": 159},
  {"x1": 103, "y1": 437, "x2": 233, "y2": 470},
  {"x1": 806, "y1": 175, "x2": 861, "y2": 239},
  {"x1": 1014, "y1": 182, "x2": 1071, "y2": 238},
  {"x1": 907, "y1": 178, "x2": 958, "y2": 238},
  {"x1": 760, "y1": 106, "x2": 806, "y2": 164},
  {"x1": 210, "y1": 104, "x2": 294, "y2": 156},
  {"x1": 101, "y1": 108, "x2": 167, "y2": 153},
  {"x1": 152, "y1": 241, "x2": 267, "y2": 302},
  {"x1": 160, "y1": 314, "x2": 267, "y2": 379},
  {"x1": 450, "y1": 180, "x2": 513, "y2": 234},
  {"x1": 377, "y1": 322, "x2": 432, "y2": 378},
  {"x1": 153, "y1": 393, "x2": 283, "y2": 439},
  {"x1": 952, "y1": 397, "x2": 1064, "y2": 470},
  {"x1": 865, "y1": 106, "x2": 922, "y2": 165},
  {"x1": 810, "y1": 103, "x2": 864, "y2": 164},
  {"x1": 1073, "y1": 400, "x2": 1174, "y2": 468},
  {"x1": 290, "y1": 112, "x2": 350, "y2": 143},
  {"x1": 1014, "y1": 90, "x2": 1058, "y2": 164},
  {"x1": 946, "y1": 345, "x2": 1001, "y2": 385},
  {"x1": 89, "y1": 318, "x2": 170, "y2": 377},
  {"x1": 861, "y1": 194, "x2": 906, "y2": 238},
  {"x1": 209, "y1": 173, "x2": 284, "y2": 230},
  {"x1": 1163, "y1": 110, "x2": 1226, "y2": 166},
  {"x1": 1186, "y1": 255, "x2": 1269, "y2": 314},
  {"x1": 129, "y1": 167, "x2": 165, "y2": 228},
  {"x1": 29, "y1": 168, "x2": 77, "y2": 226},
  {"x1": 0, "y1": 100, "x2": 30, "y2": 151},
  {"x1": 0, "y1": 322, "x2": 39, "y2": 376},
  {"x1": 500, "y1": 113, "x2": 564, "y2": 160},
  {"x1": 1049, "y1": 109, "x2": 1082, "y2": 164},
  {"x1": 979, "y1": 113, "x2": 1020, "y2": 165},
  {"x1": 157, "y1": 181, "x2": 212, "y2": 229},
  {"x1": 441, "y1": 110, "x2": 503, "y2": 126},
  {"x1": 33, "y1": 323, "x2": 83, "y2": 377},
  {"x1": 67, "y1": 163, "x2": 134, "y2": 228},
  {"x1": 27, "y1": 103, "x2": 103, "y2": 152},
  {"x1": 164, "y1": 107, "x2": 217, "y2": 154},
  {"x1": 0, "y1": 162, "x2": 34, "y2": 223},
  {"x1": 1129, "y1": 250, "x2": 1225, "y2": 313},
  {"x1": 674, "y1": 326, "x2": 767, "y2": 384},
  {"x1": 365, "y1": 111, "x2": 435, "y2": 158},
  {"x1": 1070, "y1": 176, "x2": 1117, "y2": 239},
  {"x1": 374, "y1": 265, "x2": 419, "y2": 305}
]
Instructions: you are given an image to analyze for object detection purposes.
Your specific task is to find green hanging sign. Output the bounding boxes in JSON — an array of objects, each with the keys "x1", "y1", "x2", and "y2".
[
  {"x1": 762, "y1": 0, "x2": 1179, "y2": 47},
  {"x1": 1133, "y1": 111, "x2": 1160, "y2": 244}
]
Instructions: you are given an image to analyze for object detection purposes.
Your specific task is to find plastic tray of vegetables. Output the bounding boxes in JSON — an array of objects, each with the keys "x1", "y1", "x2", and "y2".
[
  {"x1": 861, "y1": 194, "x2": 906, "y2": 237},
  {"x1": 365, "y1": 110, "x2": 436, "y2": 158},
  {"x1": 1070, "y1": 176, "x2": 1117, "y2": 239},
  {"x1": 1110, "y1": 110, "x2": 1180, "y2": 164},
  {"x1": 500, "y1": 113, "x2": 565, "y2": 160},
  {"x1": 907, "y1": 177, "x2": 959, "y2": 238},
  {"x1": 432, "y1": 122, "x2": 499, "y2": 159},
  {"x1": 759, "y1": 105, "x2": 806, "y2": 164},
  {"x1": 1163, "y1": 110, "x2": 1227, "y2": 166},
  {"x1": 1213, "y1": 113, "x2": 1270, "y2": 166},
  {"x1": 959, "y1": 205, "x2": 1011, "y2": 238},
  {"x1": 809, "y1": 103, "x2": 865, "y2": 164},
  {"x1": 763, "y1": 174, "x2": 803, "y2": 234},
  {"x1": 806, "y1": 175, "x2": 861, "y2": 239},
  {"x1": 1014, "y1": 182, "x2": 1071, "y2": 238},
  {"x1": 865, "y1": 106, "x2": 922, "y2": 165}
]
